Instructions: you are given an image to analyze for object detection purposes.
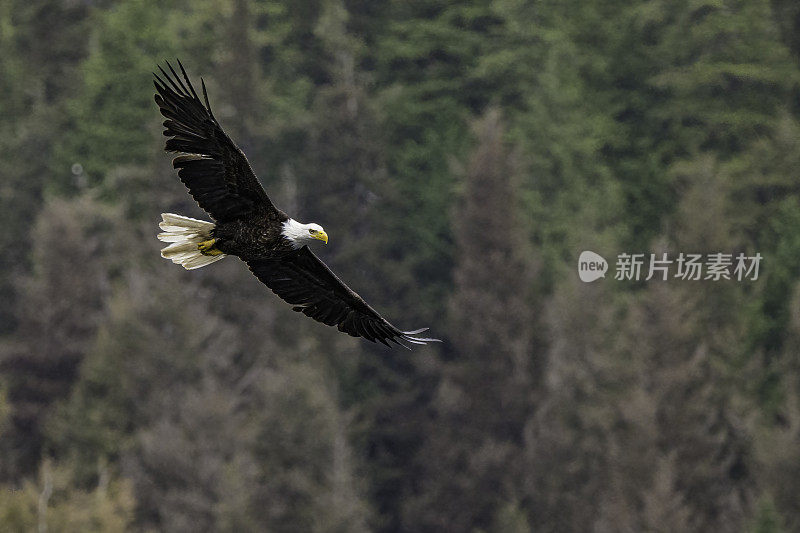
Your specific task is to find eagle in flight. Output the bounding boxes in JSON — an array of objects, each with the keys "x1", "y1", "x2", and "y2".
[{"x1": 154, "y1": 61, "x2": 438, "y2": 347}]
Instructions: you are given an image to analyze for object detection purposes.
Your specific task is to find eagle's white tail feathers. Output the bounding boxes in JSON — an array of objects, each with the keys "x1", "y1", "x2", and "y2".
[{"x1": 157, "y1": 213, "x2": 225, "y2": 270}]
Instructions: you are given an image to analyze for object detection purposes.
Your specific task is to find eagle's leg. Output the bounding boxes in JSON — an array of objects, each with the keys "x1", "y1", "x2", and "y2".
[{"x1": 198, "y1": 239, "x2": 224, "y2": 256}]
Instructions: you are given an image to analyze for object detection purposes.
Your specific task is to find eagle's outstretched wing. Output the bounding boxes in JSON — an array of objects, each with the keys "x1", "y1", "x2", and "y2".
[
  {"x1": 246, "y1": 247, "x2": 440, "y2": 347},
  {"x1": 154, "y1": 60, "x2": 276, "y2": 222}
]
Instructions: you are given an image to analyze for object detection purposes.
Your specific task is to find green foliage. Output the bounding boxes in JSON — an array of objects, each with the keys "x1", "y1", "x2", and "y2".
[
  {"x1": 0, "y1": 194, "x2": 115, "y2": 478},
  {"x1": 2, "y1": 0, "x2": 800, "y2": 530},
  {"x1": 750, "y1": 497, "x2": 786, "y2": 533},
  {"x1": 47, "y1": 270, "x2": 240, "y2": 484},
  {"x1": 644, "y1": 0, "x2": 795, "y2": 154},
  {"x1": 52, "y1": 0, "x2": 184, "y2": 189},
  {"x1": 497, "y1": 13, "x2": 623, "y2": 283},
  {"x1": 0, "y1": 0, "x2": 91, "y2": 331},
  {"x1": 234, "y1": 361, "x2": 371, "y2": 532},
  {"x1": 403, "y1": 110, "x2": 540, "y2": 530}
]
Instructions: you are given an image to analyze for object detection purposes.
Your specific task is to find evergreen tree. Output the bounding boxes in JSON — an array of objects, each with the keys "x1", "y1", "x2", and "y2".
[
  {"x1": 51, "y1": 0, "x2": 213, "y2": 189},
  {"x1": 521, "y1": 277, "x2": 628, "y2": 532},
  {"x1": 369, "y1": 2, "x2": 505, "y2": 325},
  {"x1": 46, "y1": 265, "x2": 240, "y2": 482},
  {"x1": 0, "y1": 195, "x2": 115, "y2": 479},
  {"x1": 0, "y1": 0, "x2": 91, "y2": 332},
  {"x1": 751, "y1": 284, "x2": 800, "y2": 530},
  {"x1": 488, "y1": 0, "x2": 624, "y2": 282},
  {"x1": 406, "y1": 109, "x2": 537, "y2": 531},
  {"x1": 218, "y1": 361, "x2": 371, "y2": 532},
  {"x1": 599, "y1": 0, "x2": 796, "y2": 247}
]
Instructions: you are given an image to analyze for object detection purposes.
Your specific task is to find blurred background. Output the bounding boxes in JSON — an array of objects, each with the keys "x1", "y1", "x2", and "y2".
[{"x1": 1, "y1": 0, "x2": 800, "y2": 531}]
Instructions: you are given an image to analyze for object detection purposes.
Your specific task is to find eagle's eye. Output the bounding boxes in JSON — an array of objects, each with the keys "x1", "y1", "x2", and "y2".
[{"x1": 309, "y1": 229, "x2": 317, "y2": 234}]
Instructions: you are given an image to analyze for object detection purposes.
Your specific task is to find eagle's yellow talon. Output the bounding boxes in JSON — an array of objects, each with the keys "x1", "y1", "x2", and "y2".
[{"x1": 198, "y1": 239, "x2": 223, "y2": 256}]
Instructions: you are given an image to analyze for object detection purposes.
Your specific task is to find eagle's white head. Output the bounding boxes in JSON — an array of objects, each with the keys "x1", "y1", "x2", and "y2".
[{"x1": 281, "y1": 219, "x2": 328, "y2": 249}]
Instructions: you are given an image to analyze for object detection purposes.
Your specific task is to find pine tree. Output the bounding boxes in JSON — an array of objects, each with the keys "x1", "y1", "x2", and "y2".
[
  {"x1": 751, "y1": 284, "x2": 800, "y2": 530},
  {"x1": 368, "y1": 2, "x2": 507, "y2": 327},
  {"x1": 0, "y1": 195, "x2": 115, "y2": 480},
  {"x1": 0, "y1": 0, "x2": 91, "y2": 332},
  {"x1": 52, "y1": 0, "x2": 184, "y2": 188},
  {"x1": 46, "y1": 265, "x2": 240, "y2": 484},
  {"x1": 215, "y1": 361, "x2": 371, "y2": 532},
  {"x1": 604, "y1": 164, "x2": 754, "y2": 531},
  {"x1": 487, "y1": 0, "x2": 624, "y2": 282},
  {"x1": 521, "y1": 277, "x2": 628, "y2": 532},
  {"x1": 406, "y1": 109, "x2": 537, "y2": 531},
  {"x1": 606, "y1": 0, "x2": 797, "y2": 247}
]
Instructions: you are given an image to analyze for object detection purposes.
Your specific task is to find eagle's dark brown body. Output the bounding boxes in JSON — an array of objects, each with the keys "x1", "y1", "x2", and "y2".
[
  {"x1": 212, "y1": 209, "x2": 293, "y2": 261},
  {"x1": 153, "y1": 60, "x2": 438, "y2": 346}
]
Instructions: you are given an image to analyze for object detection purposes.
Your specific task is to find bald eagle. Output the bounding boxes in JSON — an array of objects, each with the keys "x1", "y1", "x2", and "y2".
[{"x1": 153, "y1": 61, "x2": 438, "y2": 347}]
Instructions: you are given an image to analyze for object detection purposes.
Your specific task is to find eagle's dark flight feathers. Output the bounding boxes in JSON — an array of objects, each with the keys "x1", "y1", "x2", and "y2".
[{"x1": 154, "y1": 62, "x2": 273, "y2": 222}]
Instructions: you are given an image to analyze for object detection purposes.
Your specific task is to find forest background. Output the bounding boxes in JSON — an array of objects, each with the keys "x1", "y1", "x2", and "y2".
[{"x1": 2, "y1": 0, "x2": 800, "y2": 531}]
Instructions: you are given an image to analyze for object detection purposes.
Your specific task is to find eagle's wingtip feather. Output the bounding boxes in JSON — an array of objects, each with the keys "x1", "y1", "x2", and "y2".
[{"x1": 396, "y1": 328, "x2": 441, "y2": 346}]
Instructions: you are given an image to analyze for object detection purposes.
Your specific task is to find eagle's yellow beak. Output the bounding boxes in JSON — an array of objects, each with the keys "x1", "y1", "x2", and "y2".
[{"x1": 314, "y1": 231, "x2": 328, "y2": 244}]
